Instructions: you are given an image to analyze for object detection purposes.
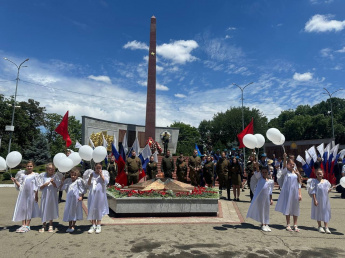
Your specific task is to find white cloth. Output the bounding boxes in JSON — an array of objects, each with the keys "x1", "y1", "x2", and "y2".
[
  {"x1": 247, "y1": 172, "x2": 274, "y2": 224},
  {"x1": 86, "y1": 170, "x2": 109, "y2": 220},
  {"x1": 38, "y1": 173, "x2": 61, "y2": 223},
  {"x1": 61, "y1": 178, "x2": 86, "y2": 222},
  {"x1": 12, "y1": 171, "x2": 40, "y2": 222},
  {"x1": 275, "y1": 168, "x2": 301, "y2": 216},
  {"x1": 307, "y1": 178, "x2": 331, "y2": 222}
]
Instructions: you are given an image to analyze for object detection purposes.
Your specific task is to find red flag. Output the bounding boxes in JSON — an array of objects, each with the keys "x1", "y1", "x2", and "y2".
[
  {"x1": 237, "y1": 118, "x2": 254, "y2": 148},
  {"x1": 55, "y1": 111, "x2": 72, "y2": 147},
  {"x1": 115, "y1": 155, "x2": 128, "y2": 186},
  {"x1": 139, "y1": 169, "x2": 146, "y2": 181}
]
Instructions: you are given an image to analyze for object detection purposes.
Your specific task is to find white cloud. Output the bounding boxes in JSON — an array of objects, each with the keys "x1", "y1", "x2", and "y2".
[
  {"x1": 293, "y1": 72, "x2": 313, "y2": 81},
  {"x1": 225, "y1": 35, "x2": 232, "y2": 39},
  {"x1": 174, "y1": 93, "x2": 187, "y2": 98},
  {"x1": 123, "y1": 40, "x2": 149, "y2": 50},
  {"x1": 137, "y1": 80, "x2": 169, "y2": 91},
  {"x1": 87, "y1": 75, "x2": 111, "y2": 84},
  {"x1": 320, "y1": 48, "x2": 334, "y2": 59},
  {"x1": 310, "y1": 0, "x2": 334, "y2": 4},
  {"x1": 227, "y1": 27, "x2": 236, "y2": 31},
  {"x1": 305, "y1": 14, "x2": 345, "y2": 33},
  {"x1": 156, "y1": 40, "x2": 198, "y2": 64},
  {"x1": 336, "y1": 46, "x2": 345, "y2": 53},
  {"x1": 157, "y1": 83, "x2": 169, "y2": 91}
]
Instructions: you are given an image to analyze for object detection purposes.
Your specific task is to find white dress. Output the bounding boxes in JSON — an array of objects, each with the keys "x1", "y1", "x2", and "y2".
[
  {"x1": 307, "y1": 178, "x2": 331, "y2": 222},
  {"x1": 38, "y1": 173, "x2": 61, "y2": 223},
  {"x1": 12, "y1": 170, "x2": 40, "y2": 222},
  {"x1": 61, "y1": 178, "x2": 86, "y2": 222},
  {"x1": 85, "y1": 170, "x2": 109, "y2": 220},
  {"x1": 247, "y1": 172, "x2": 274, "y2": 224},
  {"x1": 275, "y1": 168, "x2": 301, "y2": 216}
]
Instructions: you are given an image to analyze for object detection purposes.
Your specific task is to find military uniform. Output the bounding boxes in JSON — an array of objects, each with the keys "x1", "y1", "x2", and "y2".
[
  {"x1": 107, "y1": 162, "x2": 118, "y2": 186},
  {"x1": 161, "y1": 155, "x2": 175, "y2": 178},
  {"x1": 188, "y1": 155, "x2": 201, "y2": 186},
  {"x1": 216, "y1": 157, "x2": 231, "y2": 199},
  {"x1": 203, "y1": 160, "x2": 214, "y2": 185},
  {"x1": 176, "y1": 157, "x2": 188, "y2": 182},
  {"x1": 146, "y1": 161, "x2": 158, "y2": 180},
  {"x1": 125, "y1": 156, "x2": 142, "y2": 185}
]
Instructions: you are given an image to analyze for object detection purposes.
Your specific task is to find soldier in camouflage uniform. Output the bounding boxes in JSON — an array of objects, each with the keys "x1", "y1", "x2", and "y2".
[
  {"x1": 216, "y1": 151, "x2": 231, "y2": 200},
  {"x1": 161, "y1": 150, "x2": 175, "y2": 179},
  {"x1": 125, "y1": 150, "x2": 142, "y2": 185},
  {"x1": 203, "y1": 155, "x2": 214, "y2": 187},
  {"x1": 176, "y1": 152, "x2": 188, "y2": 182},
  {"x1": 146, "y1": 155, "x2": 158, "y2": 180},
  {"x1": 107, "y1": 155, "x2": 118, "y2": 186},
  {"x1": 189, "y1": 149, "x2": 202, "y2": 186}
]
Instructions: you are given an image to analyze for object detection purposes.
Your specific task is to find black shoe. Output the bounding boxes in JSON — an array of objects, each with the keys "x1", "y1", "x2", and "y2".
[
  {"x1": 227, "y1": 197, "x2": 231, "y2": 201},
  {"x1": 236, "y1": 198, "x2": 240, "y2": 202}
]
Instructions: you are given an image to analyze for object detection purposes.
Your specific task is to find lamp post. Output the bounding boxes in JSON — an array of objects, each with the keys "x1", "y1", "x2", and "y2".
[
  {"x1": 232, "y1": 82, "x2": 253, "y2": 168},
  {"x1": 4, "y1": 58, "x2": 29, "y2": 156},
  {"x1": 232, "y1": 82, "x2": 253, "y2": 131},
  {"x1": 323, "y1": 88, "x2": 343, "y2": 139}
]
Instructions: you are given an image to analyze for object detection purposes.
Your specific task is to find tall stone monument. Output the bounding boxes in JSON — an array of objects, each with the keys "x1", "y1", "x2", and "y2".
[{"x1": 145, "y1": 15, "x2": 156, "y2": 141}]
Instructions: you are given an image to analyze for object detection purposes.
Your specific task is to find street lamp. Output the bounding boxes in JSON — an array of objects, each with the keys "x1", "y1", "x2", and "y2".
[
  {"x1": 232, "y1": 82, "x2": 253, "y2": 166},
  {"x1": 3, "y1": 57, "x2": 29, "y2": 156},
  {"x1": 232, "y1": 82, "x2": 253, "y2": 130},
  {"x1": 323, "y1": 88, "x2": 343, "y2": 139}
]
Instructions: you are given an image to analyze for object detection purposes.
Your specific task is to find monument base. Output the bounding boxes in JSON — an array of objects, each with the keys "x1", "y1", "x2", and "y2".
[{"x1": 107, "y1": 193, "x2": 218, "y2": 215}]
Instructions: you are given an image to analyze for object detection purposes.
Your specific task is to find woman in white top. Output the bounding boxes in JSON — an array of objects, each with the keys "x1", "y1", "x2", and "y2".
[
  {"x1": 38, "y1": 163, "x2": 61, "y2": 233},
  {"x1": 11, "y1": 161, "x2": 40, "y2": 233},
  {"x1": 307, "y1": 168, "x2": 332, "y2": 233},
  {"x1": 275, "y1": 153, "x2": 302, "y2": 232},
  {"x1": 84, "y1": 163, "x2": 109, "y2": 234},
  {"x1": 247, "y1": 162, "x2": 274, "y2": 232}
]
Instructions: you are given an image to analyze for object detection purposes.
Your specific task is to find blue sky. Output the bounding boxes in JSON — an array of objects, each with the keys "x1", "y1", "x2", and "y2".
[{"x1": 1, "y1": 0, "x2": 345, "y2": 127}]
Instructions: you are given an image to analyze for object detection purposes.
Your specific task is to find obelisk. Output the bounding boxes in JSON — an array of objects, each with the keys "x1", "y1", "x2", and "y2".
[{"x1": 145, "y1": 16, "x2": 156, "y2": 141}]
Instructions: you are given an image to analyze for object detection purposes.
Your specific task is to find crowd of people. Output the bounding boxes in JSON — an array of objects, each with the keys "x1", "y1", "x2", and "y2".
[
  {"x1": 11, "y1": 161, "x2": 109, "y2": 234},
  {"x1": 9, "y1": 147, "x2": 343, "y2": 234}
]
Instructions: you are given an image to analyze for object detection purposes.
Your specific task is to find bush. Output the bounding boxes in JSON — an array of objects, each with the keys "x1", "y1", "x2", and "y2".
[{"x1": 2, "y1": 172, "x2": 16, "y2": 181}]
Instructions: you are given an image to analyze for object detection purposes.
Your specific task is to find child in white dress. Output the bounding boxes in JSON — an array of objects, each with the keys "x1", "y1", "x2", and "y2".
[
  {"x1": 247, "y1": 162, "x2": 274, "y2": 232},
  {"x1": 11, "y1": 161, "x2": 40, "y2": 233},
  {"x1": 38, "y1": 163, "x2": 61, "y2": 233},
  {"x1": 84, "y1": 163, "x2": 109, "y2": 234},
  {"x1": 307, "y1": 168, "x2": 332, "y2": 234},
  {"x1": 61, "y1": 168, "x2": 86, "y2": 233},
  {"x1": 275, "y1": 153, "x2": 302, "y2": 232}
]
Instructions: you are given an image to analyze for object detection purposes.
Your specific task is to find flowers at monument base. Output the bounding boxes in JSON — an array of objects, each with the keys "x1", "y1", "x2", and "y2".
[{"x1": 107, "y1": 186, "x2": 219, "y2": 199}]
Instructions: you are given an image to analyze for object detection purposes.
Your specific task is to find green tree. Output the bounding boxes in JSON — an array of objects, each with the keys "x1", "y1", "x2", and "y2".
[
  {"x1": 198, "y1": 107, "x2": 268, "y2": 150},
  {"x1": 24, "y1": 132, "x2": 51, "y2": 165},
  {"x1": 0, "y1": 95, "x2": 45, "y2": 157},
  {"x1": 169, "y1": 122, "x2": 200, "y2": 155}
]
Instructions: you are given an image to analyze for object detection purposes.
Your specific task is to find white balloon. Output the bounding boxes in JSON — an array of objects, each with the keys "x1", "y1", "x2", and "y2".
[
  {"x1": 53, "y1": 153, "x2": 66, "y2": 168},
  {"x1": 254, "y1": 134, "x2": 265, "y2": 148},
  {"x1": 243, "y1": 134, "x2": 258, "y2": 149},
  {"x1": 273, "y1": 134, "x2": 285, "y2": 145},
  {"x1": 0, "y1": 156, "x2": 6, "y2": 170},
  {"x1": 92, "y1": 146, "x2": 107, "y2": 163},
  {"x1": 79, "y1": 145, "x2": 93, "y2": 161},
  {"x1": 6, "y1": 151, "x2": 22, "y2": 168},
  {"x1": 68, "y1": 152, "x2": 82, "y2": 166},
  {"x1": 58, "y1": 157, "x2": 74, "y2": 173},
  {"x1": 266, "y1": 128, "x2": 282, "y2": 142}
]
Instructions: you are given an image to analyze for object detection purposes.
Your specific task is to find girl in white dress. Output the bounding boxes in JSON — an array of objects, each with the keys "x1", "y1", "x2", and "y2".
[
  {"x1": 247, "y1": 162, "x2": 274, "y2": 232},
  {"x1": 11, "y1": 161, "x2": 40, "y2": 233},
  {"x1": 275, "y1": 153, "x2": 302, "y2": 232},
  {"x1": 307, "y1": 168, "x2": 332, "y2": 234},
  {"x1": 38, "y1": 163, "x2": 61, "y2": 233},
  {"x1": 85, "y1": 163, "x2": 109, "y2": 234},
  {"x1": 61, "y1": 168, "x2": 86, "y2": 233}
]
